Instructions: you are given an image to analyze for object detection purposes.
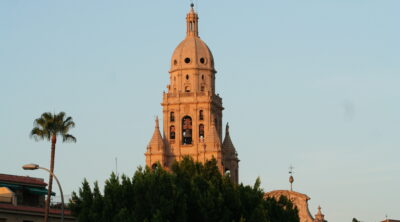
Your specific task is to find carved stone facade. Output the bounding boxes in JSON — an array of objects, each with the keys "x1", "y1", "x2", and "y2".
[
  {"x1": 265, "y1": 190, "x2": 315, "y2": 222},
  {"x1": 264, "y1": 190, "x2": 326, "y2": 222},
  {"x1": 145, "y1": 5, "x2": 239, "y2": 183}
]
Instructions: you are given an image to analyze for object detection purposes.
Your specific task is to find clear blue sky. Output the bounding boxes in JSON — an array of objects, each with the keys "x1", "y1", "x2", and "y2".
[{"x1": 1, "y1": 1, "x2": 399, "y2": 221}]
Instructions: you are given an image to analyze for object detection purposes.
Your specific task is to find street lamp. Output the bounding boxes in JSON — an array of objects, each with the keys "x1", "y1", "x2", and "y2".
[{"x1": 22, "y1": 164, "x2": 64, "y2": 222}]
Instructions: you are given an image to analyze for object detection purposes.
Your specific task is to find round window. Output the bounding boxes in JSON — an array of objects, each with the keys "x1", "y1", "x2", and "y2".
[
  {"x1": 184, "y1": 58, "x2": 191, "y2": 64},
  {"x1": 174, "y1": 60, "x2": 178, "y2": 65},
  {"x1": 200, "y1": 58, "x2": 206, "y2": 64}
]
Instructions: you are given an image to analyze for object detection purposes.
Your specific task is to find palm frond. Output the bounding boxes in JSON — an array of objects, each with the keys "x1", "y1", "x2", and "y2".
[
  {"x1": 41, "y1": 112, "x2": 53, "y2": 122},
  {"x1": 56, "y1": 112, "x2": 66, "y2": 124},
  {"x1": 34, "y1": 117, "x2": 45, "y2": 127},
  {"x1": 63, "y1": 121, "x2": 75, "y2": 131},
  {"x1": 31, "y1": 111, "x2": 76, "y2": 144},
  {"x1": 63, "y1": 117, "x2": 75, "y2": 128},
  {"x1": 30, "y1": 127, "x2": 49, "y2": 141},
  {"x1": 63, "y1": 134, "x2": 77, "y2": 143}
]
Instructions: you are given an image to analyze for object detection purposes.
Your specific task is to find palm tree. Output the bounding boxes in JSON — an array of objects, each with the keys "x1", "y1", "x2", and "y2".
[{"x1": 30, "y1": 112, "x2": 76, "y2": 222}]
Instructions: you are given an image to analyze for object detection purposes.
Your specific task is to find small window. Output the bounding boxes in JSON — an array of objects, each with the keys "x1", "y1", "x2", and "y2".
[
  {"x1": 186, "y1": 74, "x2": 189, "y2": 80},
  {"x1": 200, "y1": 85, "x2": 205, "y2": 92},
  {"x1": 170, "y1": 112, "x2": 175, "y2": 122},
  {"x1": 185, "y1": 86, "x2": 190, "y2": 92},
  {"x1": 200, "y1": 57, "x2": 205, "y2": 64},
  {"x1": 152, "y1": 163, "x2": 158, "y2": 170},
  {"x1": 174, "y1": 60, "x2": 178, "y2": 65},
  {"x1": 199, "y1": 110, "x2": 204, "y2": 120},
  {"x1": 170, "y1": 125, "x2": 176, "y2": 139},
  {"x1": 185, "y1": 58, "x2": 191, "y2": 64},
  {"x1": 201, "y1": 75, "x2": 204, "y2": 80},
  {"x1": 199, "y1": 124, "x2": 205, "y2": 138}
]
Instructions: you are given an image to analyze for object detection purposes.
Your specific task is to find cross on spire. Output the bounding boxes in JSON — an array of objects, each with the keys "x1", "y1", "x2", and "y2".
[{"x1": 289, "y1": 165, "x2": 294, "y2": 176}]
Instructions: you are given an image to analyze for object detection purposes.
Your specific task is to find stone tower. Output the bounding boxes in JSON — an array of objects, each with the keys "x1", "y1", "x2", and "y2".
[{"x1": 145, "y1": 4, "x2": 239, "y2": 183}]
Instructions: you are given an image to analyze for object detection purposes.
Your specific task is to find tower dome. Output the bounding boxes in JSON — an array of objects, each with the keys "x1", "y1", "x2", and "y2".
[{"x1": 170, "y1": 5, "x2": 215, "y2": 72}]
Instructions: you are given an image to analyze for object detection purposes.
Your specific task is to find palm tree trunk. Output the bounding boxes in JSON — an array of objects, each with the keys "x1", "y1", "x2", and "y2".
[{"x1": 44, "y1": 134, "x2": 56, "y2": 222}]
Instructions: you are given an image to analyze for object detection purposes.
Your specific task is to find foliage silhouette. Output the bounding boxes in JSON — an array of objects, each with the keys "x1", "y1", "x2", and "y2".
[{"x1": 70, "y1": 157, "x2": 299, "y2": 222}]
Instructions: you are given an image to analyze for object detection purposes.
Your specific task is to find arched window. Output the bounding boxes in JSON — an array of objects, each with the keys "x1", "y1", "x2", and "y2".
[
  {"x1": 225, "y1": 169, "x2": 231, "y2": 177},
  {"x1": 199, "y1": 124, "x2": 204, "y2": 139},
  {"x1": 170, "y1": 125, "x2": 175, "y2": 139},
  {"x1": 152, "y1": 163, "x2": 158, "y2": 170},
  {"x1": 170, "y1": 112, "x2": 175, "y2": 122},
  {"x1": 200, "y1": 85, "x2": 205, "y2": 92},
  {"x1": 199, "y1": 110, "x2": 204, "y2": 120},
  {"x1": 185, "y1": 86, "x2": 190, "y2": 92},
  {"x1": 182, "y1": 116, "x2": 192, "y2": 145}
]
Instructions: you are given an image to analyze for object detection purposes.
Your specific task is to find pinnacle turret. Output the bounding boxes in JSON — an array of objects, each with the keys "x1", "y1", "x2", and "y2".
[
  {"x1": 147, "y1": 117, "x2": 165, "y2": 152},
  {"x1": 222, "y1": 123, "x2": 237, "y2": 154}
]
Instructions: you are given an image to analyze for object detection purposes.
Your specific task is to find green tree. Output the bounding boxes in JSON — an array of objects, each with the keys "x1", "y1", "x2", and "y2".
[
  {"x1": 70, "y1": 157, "x2": 299, "y2": 222},
  {"x1": 352, "y1": 218, "x2": 360, "y2": 222},
  {"x1": 30, "y1": 112, "x2": 76, "y2": 222}
]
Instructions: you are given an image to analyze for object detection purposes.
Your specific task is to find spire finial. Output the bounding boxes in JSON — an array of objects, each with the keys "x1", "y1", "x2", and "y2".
[
  {"x1": 226, "y1": 122, "x2": 230, "y2": 133},
  {"x1": 289, "y1": 165, "x2": 294, "y2": 191},
  {"x1": 186, "y1": 2, "x2": 199, "y2": 37},
  {"x1": 155, "y1": 116, "x2": 159, "y2": 128}
]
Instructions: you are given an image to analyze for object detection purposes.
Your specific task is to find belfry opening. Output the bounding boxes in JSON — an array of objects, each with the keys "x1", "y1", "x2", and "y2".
[{"x1": 182, "y1": 116, "x2": 192, "y2": 145}]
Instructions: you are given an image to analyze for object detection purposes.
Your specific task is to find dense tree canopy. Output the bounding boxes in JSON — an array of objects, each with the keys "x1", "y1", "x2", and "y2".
[{"x1": 70, "y1": 157, "x2": 299, "y2": 222}]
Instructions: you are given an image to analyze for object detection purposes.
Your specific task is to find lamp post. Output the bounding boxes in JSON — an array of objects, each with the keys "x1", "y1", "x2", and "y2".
[{"x1": 23, "y1": 164, "x2": 64, "y2": 222}]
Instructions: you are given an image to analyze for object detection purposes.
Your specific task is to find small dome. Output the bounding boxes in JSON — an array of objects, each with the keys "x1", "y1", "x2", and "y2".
[{"x1": 170, "y1": 36, "x2": 214, "y2": 72}]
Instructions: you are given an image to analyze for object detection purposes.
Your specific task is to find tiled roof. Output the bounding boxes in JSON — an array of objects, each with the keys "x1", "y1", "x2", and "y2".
[
  {"x1": 0, "y1": 203, "x2": 72, "y2": 216},
  {"x1": 0, "y1": 174, "x2": 47, "y2": 187}
]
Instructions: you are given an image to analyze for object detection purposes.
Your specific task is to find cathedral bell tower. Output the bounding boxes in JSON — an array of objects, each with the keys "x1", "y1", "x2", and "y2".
[{"x1": 145, "y1": 4, "x2": 239, "y2": 183}]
